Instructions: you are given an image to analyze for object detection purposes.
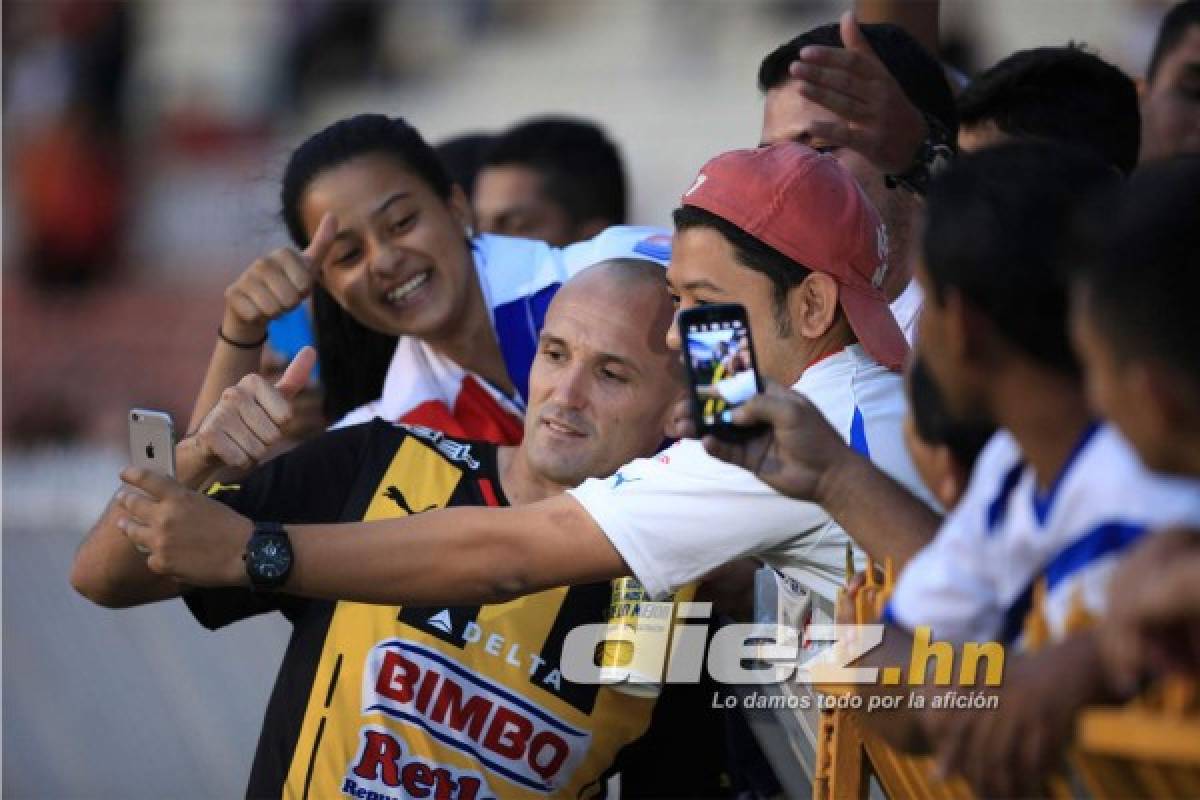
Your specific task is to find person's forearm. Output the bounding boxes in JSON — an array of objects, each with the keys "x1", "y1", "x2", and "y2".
[
  {"x1": 1042, "y1": 630, "x2": 1117, "y2": 705},
  {"x1": 865, "y1": 628, "x2": 1114, "y2": 758},
  {"x1": 1135, "y1": 555, "x2": 1200, "y2": 624},
  {"x1": 174, "y1": 437, "x2": 225, "y2": 490},
  {"x1": 187, "y1": 309, "x2": 266, "y2": 432},
  {"x1": 995, "y1": 633, "x2": 1113, "y2": 708},
  {"x1": 172, "y1": 434, "x2": 268, "y2": 493},
  {"x1": 851, "y1": 624, "x2": 932, "y2": 752},
  {"x1": 276, "y1": 496, "x2": 628, "y2": 607},
  {"x1": 71, "y1": 496, "x2": 182, "y2": 608},
  {"x1": 816, "y1": 451, "x2": 941, "y2": 569}
]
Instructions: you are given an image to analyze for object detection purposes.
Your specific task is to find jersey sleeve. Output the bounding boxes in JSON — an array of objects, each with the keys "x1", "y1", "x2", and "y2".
[
  {"x1": 1037, "y1": 432, "x2": 1200, "y2": 634},
  {"x1": 883, "y1": 433, "x2": 1018, "y2": 644},
  {"x1": 566, "y1": 439, "x2": 832, "y2": 599},
  {"x1": 882, "y1": 506, "x2": 1003, "y2": 645},
  {"x1": 184, "y1": 420, "x2": 383, "y2": 630}
]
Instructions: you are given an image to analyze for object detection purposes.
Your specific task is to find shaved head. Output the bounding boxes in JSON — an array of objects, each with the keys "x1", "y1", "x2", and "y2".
[
  {"x1": 520, "y1": 258, "x2": 682, "y2": 487},
  {"x1": 563, "y1": 257, "x2": 670, "y2": 295}
]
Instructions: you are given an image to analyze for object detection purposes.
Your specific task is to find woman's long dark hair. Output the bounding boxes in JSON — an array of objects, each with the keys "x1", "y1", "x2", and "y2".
[{"x1": 280, "y1": 114, "x2": 454, "y2": 422}]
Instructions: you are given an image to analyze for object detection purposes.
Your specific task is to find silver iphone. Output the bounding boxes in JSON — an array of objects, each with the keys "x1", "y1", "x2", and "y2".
[{"x1": 128, "y1": 409, "x2": 176, "y2": 478}]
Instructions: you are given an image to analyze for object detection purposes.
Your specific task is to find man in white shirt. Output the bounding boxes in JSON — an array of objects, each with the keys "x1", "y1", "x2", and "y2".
[
  {"x1": 1071, "y1": 158, "x2": 1200, "y2": 689},
  {"x1": 875, "y1": 144, "x2": 1200, "y2": 648},
  {"x1": 102, "y1": 142, "x2": 935, "y2": 625},
  {"x1": 886, "y1": 143, "x2": 1200, "y2": 796},
  {"x1": 705, "y1": 142, "x2": 1200, "y2": 796},
  {"x1": 885, "y1": 424, "x2": 1200, "y2": 646}
]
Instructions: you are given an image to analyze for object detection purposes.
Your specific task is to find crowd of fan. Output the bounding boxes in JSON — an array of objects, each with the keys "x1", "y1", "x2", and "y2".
[{"x1": 72, "y1": 2, "x2": 1200, "y2": 798}]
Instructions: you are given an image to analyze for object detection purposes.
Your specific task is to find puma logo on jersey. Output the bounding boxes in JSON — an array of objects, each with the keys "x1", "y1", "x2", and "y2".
[
  {"x1": 385, "y1": 486, "x2": 435, "y2": 515},
  {"x1": 611, "y1": 471, "x2": 641, "y2": 489}
]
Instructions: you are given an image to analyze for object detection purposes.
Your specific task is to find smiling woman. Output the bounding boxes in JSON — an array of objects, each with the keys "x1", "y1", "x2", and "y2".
[
  {"x1": 188, "y1": 114, "x2": 670, "y2": 454},
  {"x1": 281, "y1": 116, "x2": 509, "y2": 432}
]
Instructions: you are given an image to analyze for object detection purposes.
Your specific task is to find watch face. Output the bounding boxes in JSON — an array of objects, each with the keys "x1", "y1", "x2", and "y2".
[{"x1": 248, "y1": 532, "x2": 292, "y2": 587}]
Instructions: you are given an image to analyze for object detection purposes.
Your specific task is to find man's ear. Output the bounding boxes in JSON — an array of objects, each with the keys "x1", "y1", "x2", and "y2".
[
  {"x1": 448, "y1": 185, "x2": 475, "y2": 234},
  {"x1": 937, "y1": 446, "x2": 969, "y2": 510},
  {"x1": 790, "y1": 272, "x2": 841, "y2": 339}
]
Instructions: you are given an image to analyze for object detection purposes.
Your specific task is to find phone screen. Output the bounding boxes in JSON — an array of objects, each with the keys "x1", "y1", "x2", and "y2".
[{"x1": 682, "y1": 307, "x2": 762, "y2": 436}]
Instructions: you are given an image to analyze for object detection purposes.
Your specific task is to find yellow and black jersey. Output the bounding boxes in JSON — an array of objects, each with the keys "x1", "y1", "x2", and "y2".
[{"x1": 187, "y1": 420, "x2": 660, "y2": 800}]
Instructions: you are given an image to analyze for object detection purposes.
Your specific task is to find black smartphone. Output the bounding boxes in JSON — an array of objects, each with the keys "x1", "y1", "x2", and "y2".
[{"x1": 678, "y1": 303, "x2": 766, "y2": 441}]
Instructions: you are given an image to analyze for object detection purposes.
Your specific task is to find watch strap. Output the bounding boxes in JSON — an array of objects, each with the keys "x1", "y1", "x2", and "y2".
[{"x1": 885, "y1": 113, "x2": 956, "y2": 196}]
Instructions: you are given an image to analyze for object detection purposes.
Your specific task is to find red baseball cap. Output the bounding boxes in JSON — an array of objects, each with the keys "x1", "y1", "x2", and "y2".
[{"x1": 681, "y1": 143, "x2": 908, "y2": 372}]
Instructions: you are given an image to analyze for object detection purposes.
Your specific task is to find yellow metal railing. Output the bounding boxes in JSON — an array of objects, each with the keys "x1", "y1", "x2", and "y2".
[{"x1": 810, "y1": 553, "x2": 1200, "y2": 799}]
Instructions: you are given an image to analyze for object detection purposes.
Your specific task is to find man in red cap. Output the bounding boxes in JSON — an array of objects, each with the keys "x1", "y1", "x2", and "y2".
[{"x1": 92, "y1": 143, "x2": 934, "y2": 641}]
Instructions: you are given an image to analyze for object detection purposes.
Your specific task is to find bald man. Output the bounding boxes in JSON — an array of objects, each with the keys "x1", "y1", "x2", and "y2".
[{"x1": 74, "y1": 259, "x2": 690, "y2": 800}]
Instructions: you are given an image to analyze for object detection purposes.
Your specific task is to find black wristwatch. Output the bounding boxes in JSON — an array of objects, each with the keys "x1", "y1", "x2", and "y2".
[
  {"x1": 244, "y1": 522, "x2": 293, "y2": 591},
  {"x1": 885, "y1": 113, "x2": 955, "y2": 196}
]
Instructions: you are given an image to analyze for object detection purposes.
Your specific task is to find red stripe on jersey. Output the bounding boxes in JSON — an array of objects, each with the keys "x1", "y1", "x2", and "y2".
[
  {"x1": 397, "y1": 375, "x2": 524, "y2": 447},
  {"x1": 455, "y1": 375, "x2": 524, "y2": 445},
  {"x1": 477, "y1": 478, "x2": 500, "y2": 507}
]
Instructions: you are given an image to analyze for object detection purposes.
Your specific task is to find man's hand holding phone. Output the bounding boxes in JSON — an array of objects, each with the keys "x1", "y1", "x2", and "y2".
[
  {"x1": 700, "y1": 380, "x2": 855, "y2": 505},
  {"x1": 115, "y1": 467, "x2": 254, "y2": 587},
  {"x1": 673, "y1": 302, "x2": 856, "y2": 503}
]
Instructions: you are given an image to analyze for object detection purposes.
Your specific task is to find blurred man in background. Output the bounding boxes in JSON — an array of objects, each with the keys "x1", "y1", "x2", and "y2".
[
  {"x1": 757, "y1": 14, "x2": 957, "y2": 342},
  {"x1": 474, "y1": 116, "x2": 628, "y2": 246},
  {"x1": 435, "y1": 131, "x2": 495, "y2": 203},
  {"x1": 1070, "y1": 157, "x2": 1200, "y2": 685},
  {"x1": 956, "y1": 44, "x2": 1141, "y2": 174},
  {"x1": 1140, "y1": 0, "x2": 1200, "y2": 162}
]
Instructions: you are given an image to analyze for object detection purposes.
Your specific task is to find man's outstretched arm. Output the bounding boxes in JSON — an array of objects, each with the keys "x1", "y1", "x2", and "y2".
[
  {"x1": 287, "y1": 497, "x2": 628, "y2": 605},
  {"x1": 695, "y1": 381, "x2": 941, "y2": 569},
  {"x1": 72, "y1": 491, "x2": 184, "y2": 608},
  {"x1": 115, "y1": 468, "x2": 629, "y2": 606},
  {"x1": 72, "y1": 349, "x2": 322, "y2": 609}
]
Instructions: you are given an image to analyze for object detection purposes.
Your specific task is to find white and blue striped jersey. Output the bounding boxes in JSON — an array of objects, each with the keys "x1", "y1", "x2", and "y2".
[{"x1": 885, "y1": 423, "x2": 1200, "y2": 647}]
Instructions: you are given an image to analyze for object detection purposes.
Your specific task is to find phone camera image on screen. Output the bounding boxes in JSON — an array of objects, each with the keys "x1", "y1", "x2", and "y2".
[{"x1": 685, "y1": 318, "x2": 757, "y2": 427}]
